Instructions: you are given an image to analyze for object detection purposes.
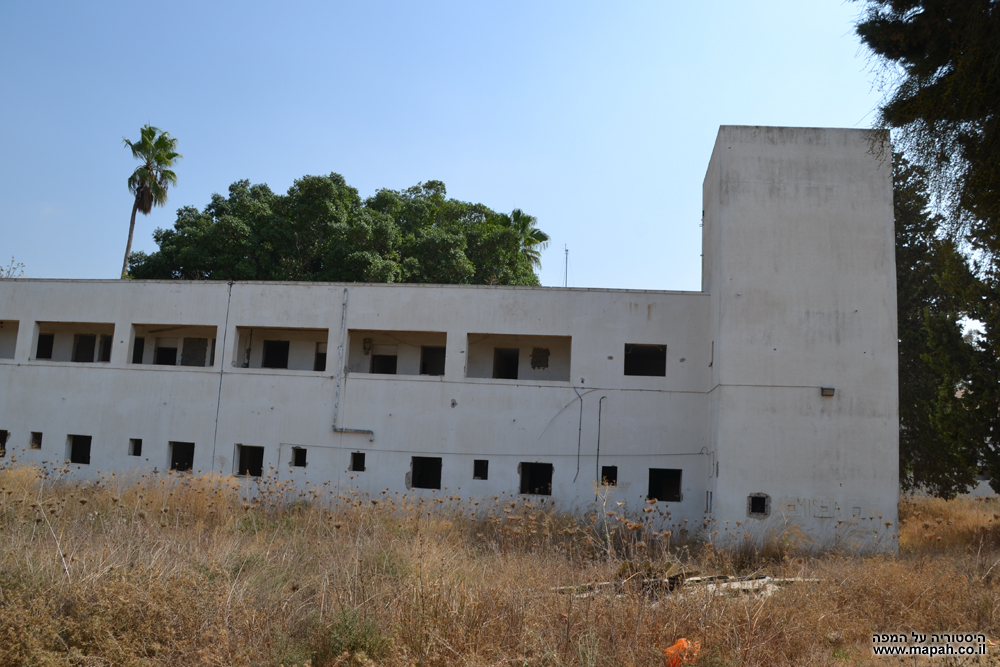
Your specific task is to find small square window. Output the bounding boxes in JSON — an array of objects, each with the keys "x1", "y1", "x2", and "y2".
[
  {"x1": 30, "y1": 431, "x2": 42, "y2": 450},
  {"x1": 68, "y1": 435, "x2": 92, "y2": 465},
  {"x1": 519, "y1": 462, "x2": 553, "y2": 495},
  {"x1": 747, "y1": 493, "x2": 770, "y2": 518},
  {"x1": 601, "y1": 465, "x2": 618, "y2": 486},
  {"x1": 624, "y1": 344, "x2": 666, "y2": 377},
  {"x1": 411, "y1": 456, "x2": 441, "y2": 489},
  {"x1": 647, "y1": 468, "x2": 681, "y2": 502},
  {"x1": 420, "y1": 346, "x2": 446, "y2": 376},
  {"x1": 492, "y1": 348, "x2": 519, "y2": 379},
  {"x1": 36, "y1": 333, "x2": 54, "y2": 359},
  {"x1": 350, "y1": 451, "x2": 365, "y2": 472},
  {"x1": 292, "y1": 447, "x2": 307, "y2": 467},
  {"x1": 128, "y1": 438, "x2": 142, "y2": 456},
  {"x1": 473, "y1": 459, "x2": 488, "y2": 480},
  {"x1": 154, "y1": 346, "x2": 177, "y2": 365},
  {"x1": 170, "y1": 441, "x2": 195, "y2": 471},
  {"x1": 237, "y1": 445, "x2": 264, "y2": 477}
]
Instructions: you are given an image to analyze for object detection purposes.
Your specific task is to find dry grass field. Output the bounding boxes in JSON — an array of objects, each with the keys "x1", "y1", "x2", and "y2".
[{"x1": 2, "y1": 462, "x2": 1000, "y2": 666}]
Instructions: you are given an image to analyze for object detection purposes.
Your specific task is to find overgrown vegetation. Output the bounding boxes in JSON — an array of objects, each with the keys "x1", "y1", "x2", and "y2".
[{"x1": 2, "y1": 463, "x2": 1000, "y2": 666}]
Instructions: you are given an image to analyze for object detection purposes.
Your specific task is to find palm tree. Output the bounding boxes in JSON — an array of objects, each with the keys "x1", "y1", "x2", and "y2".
[
  {"x1": 496, "y1": 209, "x2": 550, "y2": 270},
  {"x1": 121, "y1": 125, "x2": 181, "y2": 277}
]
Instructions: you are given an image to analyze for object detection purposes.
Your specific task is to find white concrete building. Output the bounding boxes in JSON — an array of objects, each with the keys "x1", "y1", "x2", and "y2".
[{"x1": 0, "y1": 126, "x2": 899, "y2": 547}]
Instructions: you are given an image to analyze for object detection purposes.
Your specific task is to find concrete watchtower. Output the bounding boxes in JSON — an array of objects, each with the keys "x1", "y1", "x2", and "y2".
[{"x1": 701, "y1": 126, "x2": 898, "y2": 548}]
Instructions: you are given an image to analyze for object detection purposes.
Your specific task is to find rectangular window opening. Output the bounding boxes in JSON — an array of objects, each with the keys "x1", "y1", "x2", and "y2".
[
  {"x1": 72, "y1": 334, "x2": 96, "y2": 363},
  {"x1": 36, "y1": 333, "x2": 54, "y2": 360},
  {"x1": 492, "y1": 348, "x2": 519, "y2": 379},
  {"x1": 520, "y1": 462, "x2": 553, "y2": 496},
  {"x1": 624, "y1": 344, "x2": 666, "y2": 377},
  {"x1": 601, "y1": 465, "x2": 618, "y2": 486},
  {"x1": 314, "y1": 343, "x2": 327, "y2": 372},
  {"x1": 411, "y1": 456, "x2": 441, "y2": 489},
  {"x1": 68, "y1": 435, "x2": 92, "y2": 465},
  {"x1": 420, "y1": 346, "x2": 446, "y2": 376},
  {"x1": 0, "y1": 321, "x2": 18, "y2": 360},
  {"x1": 291, "y1": 447, "x2": 307, "y2": 468},
  {"x1": 262, "y1": 340, "x2": 290, "y2": 369},
  {"x1": 154, "y1": 346, "x2": 178, "y2": 365},
  {"x1": 647, "y1": 468, "x2": 681, "y2": 502},
  {"x1": 128, "y1": 438, "x2": 142, "y2": 457},
  {"x1": 349, "y1": 451, "x2": 366, "y2": 472},
  {"x1": 30, "y1": 431, "x2": 42, "y2": 450},
  {"x1": 748, "y1": 494, "x2": 770, "y2": 517},
  {"x1": 237, "y1": 445, "x2": 264, "y2": 477},
  {"x1": 98, "y1": 334, "x2": 112, "y2": 362},
  {"x1": 370, "y1": 344, "x2": 398, "y2": 374},
  {"x1": 0, "y1": 429, "x2": 8, "y2": 458},
  {"x1": 473, "y1": 459, "x2": 489, "y2": 480},
  {"x1": 132, "y1": 337, "x2": 145, "y2": 364},
  {"x1": 170, "y1": 441, "x2": 195, "y2": 472}
]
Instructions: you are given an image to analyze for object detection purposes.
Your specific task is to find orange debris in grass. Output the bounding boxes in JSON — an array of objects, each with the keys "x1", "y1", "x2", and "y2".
[{"x1": 663, "y1": 638, "x2": 700, "y2": 666}]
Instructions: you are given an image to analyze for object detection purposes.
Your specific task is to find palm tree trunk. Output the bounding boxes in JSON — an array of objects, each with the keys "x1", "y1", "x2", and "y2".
[{"x1": 122, "y1": 198, "x2": 139, "y2": 278}]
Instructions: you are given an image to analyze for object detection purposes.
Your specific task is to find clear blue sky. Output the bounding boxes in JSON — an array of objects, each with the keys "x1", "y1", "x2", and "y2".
[{"x1": 0, "y1": 1, "x2": 880, "y2": 291}]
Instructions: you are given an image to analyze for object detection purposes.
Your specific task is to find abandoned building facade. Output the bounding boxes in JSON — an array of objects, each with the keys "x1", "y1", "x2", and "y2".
[{"x1": 0, "y1": 126, "x2": 899, "y2": 546}]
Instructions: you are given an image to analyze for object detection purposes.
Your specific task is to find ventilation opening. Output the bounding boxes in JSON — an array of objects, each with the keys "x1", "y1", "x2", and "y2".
[
  {"x1": 237, "y1": 445, "x2": 264, "y2": 477},
  {"x1": 72, "y1": 334, "x2": 96, "y2": 363},
  {"x1": 262, "y1": 340, "x2": 291, "y2": 369},
  {"x1": 350, "y1": 451, "x2": 366, "y2": 472},
  {"x1": 473, "y1": 459, "x2": 489, "y2": 480},
  {"x1": 68, "y1": 435, "x2": 92, "y2": 465},
  {"x1": 170, "y1": 441, "x2": 195, "y2": 472},
  {"x1": 420, "y1": 346, "x2": 446, "y2": 376},
  {"x1": 30, "y1": 432, "x2": 42, "y2": 450},
  {"x1": 520, "y1": 462, "x2": 553, "y2": 495},
  {"x1": 624, "y1": 344, "x2": 666, "y2": 376},
  {"x1": 411, "y1": 456, "x2": 442, "y2": 489},
  {"x1": 601, "y1": 465, "x2": 618, "y2": 486},
  {"x1": 128, "y1": 438, "x2": 142, "y2": 457},
  {"x1": 647, "y1": 468, "x2": 681, "y2": 502},
  {"x1": 747, "y1": 493, "x2": 770, "y2": 518},
  {"x1": 292, "y1": 447, "x2": 307, "y2": 467},
  {"x1": 314, "y1": 343, "x2": 327, "y2": 372},
  {"x1": 36, "y1": 333, "x2": 54, "y2": 359},
  {"x1": 493, "y1": 348, "x2": 519, "y2": 379}
]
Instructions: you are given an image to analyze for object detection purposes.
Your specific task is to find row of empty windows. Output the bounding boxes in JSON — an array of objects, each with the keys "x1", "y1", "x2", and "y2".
[
  {"x1": 2, "y1": 320, "x2": 671, "y2": 378},
  {"x1": 0, "y1": 431, "x2": 195, "y2": 470}
]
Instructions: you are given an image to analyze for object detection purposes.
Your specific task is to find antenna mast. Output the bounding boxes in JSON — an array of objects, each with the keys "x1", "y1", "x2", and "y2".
[{"x1": 564, "y1": 245, "x2": 568, "y2": 288}]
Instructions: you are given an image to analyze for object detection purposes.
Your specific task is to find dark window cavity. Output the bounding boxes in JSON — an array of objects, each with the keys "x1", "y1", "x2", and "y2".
[
  {"x1": 420, "y1": 346, "x2": 446, "y2": 376},
  {"x1": 371, "y1": 354, "x2": 397, "y2": 374},
  {"x1": 314, "y1": 343, "x2": 327, "y2": 372},
  {"x1": 349, "y1": 451, "x2": 366, "y2": 472},
  {"x1": 601, "y1": 465, "x2": 618, "y2": 486},
  {"x1": 154, "y1": 346, "x2": 177, "y2": 365},
  {"x1": 237, "y1": 445, "x2": 264, "y2": 477},
  {"x1": 747, "y1": 493, "x2": 770, "y2": 518},
  {"x1": 529, "y1": 347, "x2": 550, "y2": 369},
  {"x1": 132, "y1": 337, "x2": 145, "y2": 364},
  {"x1": 624, "y1": 344, "x2": 666, "y2": 377},
  {"x1": 69, "y1": 435, "x2": 92, "y2": 465},
  {"x1": 262, "y1": 340, "x2": 290, "y2": 369},
  {"x1": 520, "y1": 462, "x2": 553, "y2": 495},
  {"x1": 411, "y1": 456, "x2": 442, "y2": 489},
  {"x1": 129, "y1": 438, "x2": 142, "y2": 456},
  {"x1": 492, "y1": 348, "x2": 519, "y2": 379},
  {"x1": 473, "y1": 459, "x2": 489, "y2": 480},
  {"x1": 98, "y1": 334, "x2": 112, "y2": 362},
  {"x1": 292, "y1": 447, "x2": 307, "y2": 467},
  {"x1": 181, "y1": 338, "x2": 208, "y2": 367},
  {"x1": 0, "y1": 429, "x2": 7, "y2": 457},
  {"x1": 36, "y1": 333, "x2": 54, "y2": 359},
  {"x1": 647, "y1": 468, "x2": 682, "y2": 502},
  {"x1": 30, "y1": 432, "x2": 42, "y2": 449},
  {"x1": 72, "y1": 334, "x2": 96, "y2": 363},
  {"x1": 170, "y1": 441, "x2": 195, "y2": 472}
]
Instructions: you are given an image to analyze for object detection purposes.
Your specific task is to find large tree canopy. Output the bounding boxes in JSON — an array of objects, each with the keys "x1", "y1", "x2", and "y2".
[{"x1": 128, "y1": 175, "x2": 543, "y2": 286}]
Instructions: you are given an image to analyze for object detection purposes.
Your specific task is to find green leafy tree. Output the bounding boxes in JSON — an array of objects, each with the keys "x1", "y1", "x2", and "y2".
[
  {"x1": 122, "y1": 126, "x2": 181, "y2": 277},
  {"x1": 129, "y1": 175, "x2": 544, "y2": 287}
]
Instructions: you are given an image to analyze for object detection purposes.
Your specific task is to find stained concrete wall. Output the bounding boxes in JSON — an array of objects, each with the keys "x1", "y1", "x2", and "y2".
[{"x1": 0, "y1": 125, "x2": 899, "y2": 548}]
